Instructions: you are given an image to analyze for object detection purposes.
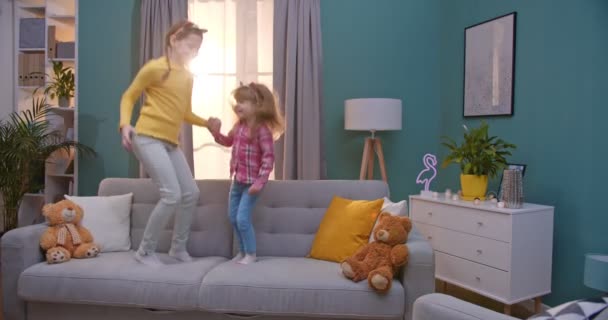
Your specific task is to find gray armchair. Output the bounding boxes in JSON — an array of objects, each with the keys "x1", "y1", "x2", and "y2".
[
  {"x1": 413, "y1": 293, "x2": 608, "y2": 320},
  {"x1": 413, "y1": 293, "x2": 522, "y2": 320}
]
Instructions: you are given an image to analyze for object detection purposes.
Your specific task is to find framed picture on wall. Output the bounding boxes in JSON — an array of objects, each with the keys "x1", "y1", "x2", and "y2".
[{"x1": 463, "y1": 12, "x2": 517, "y2": 117}]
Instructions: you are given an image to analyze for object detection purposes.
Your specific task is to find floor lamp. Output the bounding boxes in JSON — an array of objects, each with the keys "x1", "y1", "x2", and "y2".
[{"x1": 345, "y1": 98, "x2": 402, "y2": 183}]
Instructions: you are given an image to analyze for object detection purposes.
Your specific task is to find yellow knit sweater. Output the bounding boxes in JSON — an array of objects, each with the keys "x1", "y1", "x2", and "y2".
[{"x1": 120, "y1": 57, "x2": 208, "y2": 145}]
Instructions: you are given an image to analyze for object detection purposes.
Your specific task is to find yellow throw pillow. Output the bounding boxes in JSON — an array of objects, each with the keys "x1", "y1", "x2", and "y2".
[{"x1": 309, "y1": 196, "x2": 384, "y2": 262}]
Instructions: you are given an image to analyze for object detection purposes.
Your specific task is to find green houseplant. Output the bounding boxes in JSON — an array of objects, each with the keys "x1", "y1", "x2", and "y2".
[
  {"x1": 0, "y1": 96, "x2": 94, "y2": 233},
  {"x1": 44, "y1": 61, "x2": 75, "y2": 107},
  {"x1": 441, "y1": 121, "x2": 516, "y2": 200}
]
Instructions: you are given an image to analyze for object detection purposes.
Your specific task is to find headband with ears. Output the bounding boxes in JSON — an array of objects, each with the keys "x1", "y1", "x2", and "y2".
[
  {"x1": 239, "y1": 81, "x2": 264, "y2": 103},
  {"x1": 177, "y1": 21, "x2": 208, "y2": 35}
]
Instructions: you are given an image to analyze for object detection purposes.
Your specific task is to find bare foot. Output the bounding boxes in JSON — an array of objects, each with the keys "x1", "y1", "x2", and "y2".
[
  {"x1": 237, "y1": 254, "x2": 256, "y2": 265},
  {"x1": 231, "y1": 252, "x2": 244, "y2": 263}
]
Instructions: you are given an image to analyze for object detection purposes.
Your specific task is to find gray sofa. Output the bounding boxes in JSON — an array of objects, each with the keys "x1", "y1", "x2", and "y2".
[{"x1": 2, "y1": 178, "x2": 435, "y2": 320}]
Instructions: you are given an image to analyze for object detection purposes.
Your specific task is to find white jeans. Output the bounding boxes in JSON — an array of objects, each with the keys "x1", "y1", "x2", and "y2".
[{"x1": 132, "y1": 134, "x2": 200, "y2": 255}]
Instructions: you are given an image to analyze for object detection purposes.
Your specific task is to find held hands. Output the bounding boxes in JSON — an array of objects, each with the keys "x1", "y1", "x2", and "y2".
[
  {"x1": 121, "y1": 125, "x2": 136, "y2": 152},
  {"x1": 207, "y1": 117, "x2": 222, "y2": 134}
]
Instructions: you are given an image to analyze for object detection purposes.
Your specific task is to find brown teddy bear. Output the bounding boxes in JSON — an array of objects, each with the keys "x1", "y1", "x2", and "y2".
[
  {"x1": 39, "y1": 199, "x2": 100, "y2": 264},
  {"x1": 340, "y1": 212, "x2": 412, "y2": 294}
]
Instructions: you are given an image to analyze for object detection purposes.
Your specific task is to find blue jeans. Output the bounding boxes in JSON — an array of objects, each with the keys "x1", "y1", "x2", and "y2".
[{"x1": 229, "y1": 181, "x2": 259, "y2": 254}]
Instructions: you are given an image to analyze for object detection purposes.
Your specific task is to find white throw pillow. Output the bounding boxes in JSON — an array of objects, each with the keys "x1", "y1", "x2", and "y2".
[
  {"x1": 369, "y1": 197, "x2": 408, "y2": 242},
  {"x1": 65, "y1": 193, "x2": 133, "y2": 252}
]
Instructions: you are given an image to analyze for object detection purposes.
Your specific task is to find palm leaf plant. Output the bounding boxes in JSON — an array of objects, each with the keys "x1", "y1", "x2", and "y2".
[
  {"x1": 30, "y1": 61, "x2": 75, "y2": 107},
  {"x1": 0, "y1": 96, "x2": 94, "y2": 232}
]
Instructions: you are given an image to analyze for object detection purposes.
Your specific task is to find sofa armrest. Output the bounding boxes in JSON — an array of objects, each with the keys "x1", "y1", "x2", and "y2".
[
  {"x1": 413, "y1": 293, "x2": 519, "y2": 320},
  {"x1": 1, "y1": 223, "x2": 46, "y2": 320},
  {"x1": 400, "y1": 226, "x2": 435, "y2": 320}
]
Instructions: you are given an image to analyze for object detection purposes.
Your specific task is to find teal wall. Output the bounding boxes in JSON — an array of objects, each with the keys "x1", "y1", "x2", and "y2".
[
  {"x1": 79, "y1": 0, "x2": 442, "y2": 199},
  {"x1": 78, "y1": 0, "x2": 140, "y2": 195},
  {"x1": 438, "y1": 0, "x2": 608, "y2": 305},
  {"x1": 77, "y1": 0, "x2": 607, "y2": 306},
  {"x1": 321, "y1": 0, "x2": 441, "y2": 200}
]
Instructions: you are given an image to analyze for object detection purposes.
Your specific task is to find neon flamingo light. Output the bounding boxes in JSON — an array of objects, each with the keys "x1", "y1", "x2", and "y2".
[{"x1": 416, "y1": 153, "x2": 437, "y2": 191}]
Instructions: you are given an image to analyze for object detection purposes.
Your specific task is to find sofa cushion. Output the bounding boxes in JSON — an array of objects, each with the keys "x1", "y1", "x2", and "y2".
[
  {"x1": 98, "y1": 178, "x2": 233, "y2": 257},
  {"x1": 65, "y1": 193, "x2": 133, "y2": 252},
  {"x1": 308, "y1": 196, "x2": 383, "y2": 262},
  {"x1": 199, "y1": 257, "x2": 404, "y2": 319},
  {"x1": 253, "y1": 180, "x2": 389, "y2": 257},
  {"x1": 18, "y1": 252, "x2": 227, "y2": 310}
]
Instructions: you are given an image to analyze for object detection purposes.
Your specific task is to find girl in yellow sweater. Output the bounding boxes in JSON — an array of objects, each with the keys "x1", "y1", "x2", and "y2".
[{"x1": 119, "y1": 20, "x2": 220, "y2": 266}]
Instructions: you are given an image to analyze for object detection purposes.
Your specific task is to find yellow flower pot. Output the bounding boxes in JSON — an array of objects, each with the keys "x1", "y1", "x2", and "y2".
[{"x1": 460, "y1": 174, "x2": 488, "y2": 201}]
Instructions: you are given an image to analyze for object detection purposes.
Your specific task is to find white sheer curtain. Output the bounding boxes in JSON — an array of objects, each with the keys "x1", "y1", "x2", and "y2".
[{"x1": 188, "y1": 0, "x2": 273, "y2": 180}]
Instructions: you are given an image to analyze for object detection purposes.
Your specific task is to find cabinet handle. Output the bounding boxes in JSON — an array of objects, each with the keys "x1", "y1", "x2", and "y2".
[
  {"x1": 475, "y1": 276, "x2": 481, "y2": 281},
  {"x1": 427, "y1": 212, "x2": 433, "y2": 216},
  {"x1": 427, "y1": 236, "x2": 433, "y2": 240},
  {"x1": 477, "y1": 221, "x2": 484, "y2": 226},
  {"x1": 476, "y1": 249, "x2": 483, "y2": 254}
]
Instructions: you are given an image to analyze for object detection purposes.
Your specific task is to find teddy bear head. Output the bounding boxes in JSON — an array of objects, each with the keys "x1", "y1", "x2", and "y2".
[
  {"x1": 42, "y1": 199, "x2": 84, "y2": 226},
  {"x1": 371, "y1": 212, "x2": 412, "y2": 246}
]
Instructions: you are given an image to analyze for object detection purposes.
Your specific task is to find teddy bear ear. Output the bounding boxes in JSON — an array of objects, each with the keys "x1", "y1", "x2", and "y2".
[
  {"x1": 41, "y1": 203, "x2": 54, "y2": 217},
  {"x1": 401, "y1": 216, "x2": 412, "y2": 232},
  {"x1": 378, "y1": 212, "x2": 391, "y2": 221}
]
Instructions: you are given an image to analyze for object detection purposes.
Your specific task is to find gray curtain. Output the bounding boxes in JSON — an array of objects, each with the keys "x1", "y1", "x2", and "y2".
[
  {"x1": 273, "y1": 0, "x2": 325, "y2": 180},
  {"x1": 138, "y1": 0, "x2": 194, "y2": 177}
]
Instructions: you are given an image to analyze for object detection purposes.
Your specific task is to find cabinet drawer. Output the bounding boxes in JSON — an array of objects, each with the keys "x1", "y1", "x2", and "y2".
[
  {"x1": 411, "y1": 200, "x2": 512, "y2": 242},
  {"x1": 415, "y1": 222, "x2": 511, "y2": 271},
  {"x1": 436, "y1": 251, "x2": 510, "y2": 302}
]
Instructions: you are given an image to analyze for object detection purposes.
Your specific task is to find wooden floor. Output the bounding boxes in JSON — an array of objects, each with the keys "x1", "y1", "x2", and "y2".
[{"x1": 437, "y1": 279, "x2": 536, "y2": 319}]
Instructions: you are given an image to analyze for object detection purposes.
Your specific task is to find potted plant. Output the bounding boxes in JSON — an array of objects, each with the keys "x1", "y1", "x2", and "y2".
[
  {"x1": 0, "y1": 96, "x2": 94, "y2": 233},
  {"x1": 44, "y1": 61, "x2": 75, "y2": 107},
  {"x1": 441, "y1": 121, "x2": 516, "y2": 200}
]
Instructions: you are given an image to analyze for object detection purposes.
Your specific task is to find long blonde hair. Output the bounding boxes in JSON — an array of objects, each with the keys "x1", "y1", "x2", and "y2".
[{"x1": 232, "y1": 82, "x2": 284, "y2": 140}]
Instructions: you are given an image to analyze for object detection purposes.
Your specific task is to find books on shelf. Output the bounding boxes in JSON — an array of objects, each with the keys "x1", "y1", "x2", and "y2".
[
  {"x1": 17, "y1": 0, "x2": 78, "y2": 202},
  {"x1": 18, "y1": 52, "x2": 45, "y2": 87},
  {"x1": 48, "y1": 25, "x2": 56, "y2": 58}
]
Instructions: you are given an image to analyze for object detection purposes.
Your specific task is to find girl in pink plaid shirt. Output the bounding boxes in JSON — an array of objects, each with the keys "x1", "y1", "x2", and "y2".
[{"x1": 209, "y1": 82, "x2": 284, "y2": 264}]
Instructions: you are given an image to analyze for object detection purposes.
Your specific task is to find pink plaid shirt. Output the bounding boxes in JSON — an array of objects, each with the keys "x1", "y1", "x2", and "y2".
[{"x1": 212, "y1": 122, "x2": 275, "y2": 189}]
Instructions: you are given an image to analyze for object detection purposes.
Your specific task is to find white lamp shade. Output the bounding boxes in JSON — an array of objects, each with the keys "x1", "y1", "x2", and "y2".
[{"x1": 344, "y1": 98, "x2": 402, "y2": 131}]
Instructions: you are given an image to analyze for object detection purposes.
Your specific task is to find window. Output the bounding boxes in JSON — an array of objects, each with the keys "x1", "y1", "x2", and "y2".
[{"x1": 188, "y1": 0, "x2": 273, "y2": 179}]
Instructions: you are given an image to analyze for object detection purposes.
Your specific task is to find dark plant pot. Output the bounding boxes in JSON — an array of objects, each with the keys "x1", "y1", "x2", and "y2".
[{"x1": 58, "y1": 96, "x2": 70, "y2": 108}]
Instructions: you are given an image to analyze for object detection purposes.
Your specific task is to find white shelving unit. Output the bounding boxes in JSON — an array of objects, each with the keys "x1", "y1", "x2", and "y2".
[{"x1": 14, "y1": 0, "x2": 78, "y2": 218}]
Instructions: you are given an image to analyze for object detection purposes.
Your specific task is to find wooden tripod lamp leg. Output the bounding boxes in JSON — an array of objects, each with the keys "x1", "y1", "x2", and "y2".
[
  {"x1": 359, "y1": 138, "x2": 372, "y2": 180},
  {"x1": 367, "y1": 139, "x2": 375, "y2": 179},
  {"x1": 374, "y1": 138, "x2": 388, "y2": 182}
]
